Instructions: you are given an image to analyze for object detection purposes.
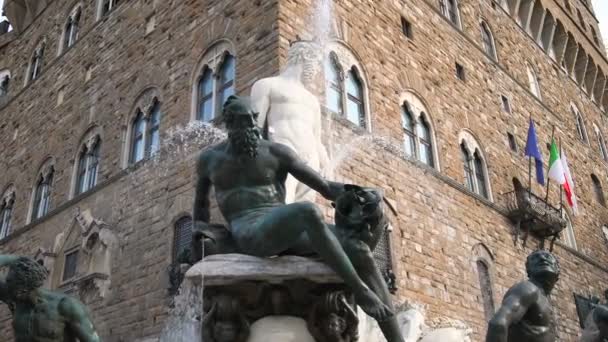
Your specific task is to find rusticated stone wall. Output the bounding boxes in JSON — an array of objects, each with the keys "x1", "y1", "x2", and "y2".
[{"x1": 1, "y1": 0, "x2": 608, "y2": 341}]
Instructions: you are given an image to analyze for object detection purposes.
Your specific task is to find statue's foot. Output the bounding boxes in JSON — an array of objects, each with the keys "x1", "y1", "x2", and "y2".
[{"x1": 355, "y1": 287, "x2": 394, "y2": 321}]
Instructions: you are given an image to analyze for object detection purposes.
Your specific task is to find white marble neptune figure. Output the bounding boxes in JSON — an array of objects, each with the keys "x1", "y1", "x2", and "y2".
[{"x1": 251, "y1": 41, "x2": 329, "y2": 203}]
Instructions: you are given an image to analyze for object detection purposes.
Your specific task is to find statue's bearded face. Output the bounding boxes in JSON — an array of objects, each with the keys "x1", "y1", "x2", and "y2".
[
  {"x1": 526, "y1": 250, "x2": 560, "y2": 283},
  {"x1": 287, "y1": 42, "x2": 323, "y2": 84},
  {"x1": 222, "y1": 96, "x2": 261, "y2": 158},
  {"x1": 226, "y1": 112, "x2": 261, "y2": 158}
]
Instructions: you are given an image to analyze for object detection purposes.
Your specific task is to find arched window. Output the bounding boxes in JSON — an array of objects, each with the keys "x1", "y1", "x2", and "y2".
[
  {"x1": 597, "y1": 131, "x2": 608, "y2": 161},
  {"x1": 31, "y1": 166, "x2": 54, "y2": 221},
  {"x1": 602, "y1": 226, "x2": 608, "y2": 247},
  {"x1": 198, "y1": 68, "x2": 214, "y2": 122},
  {"x1": 131, "y1": 111, "x2": 145, "y2": 163},
  {"x1": 591, "y1": 174, "x2": 606, "y2": 206},
  {"x1": 0, "y1": 71, "x2": 10, "y2": 97},
  {"x1": 28, "y1": 42, "x2": 46, "y2": 83},
  {"x1": 76, "y1": 137, "x2": 101, "y2": 195},
  {"x1": 399, "y1": 94, "x2": 438, "y2": 168},
  {"x1": 590, "y1": 26, "x2": 600, "y2": 46},
  {"x1": 401, "y1": 103, "x2": 416, "y2": 158},
  {"x1": 439, "y1": 0, "x2": 461, "y2": 27},
  {"x1": 100, "y1": 0, "x2": 119, "y2": 17},
  {"x1": 527, "y1": 64, "x2": 542, "y2": 99},
  {"x1": 481, "y1": 21, "x2": 497, "y2": 61},
  {"x1": 474, "y1": 151, "x2": 489, "y2": 199},
  {"x1": 476, "y1": 260, "x2": 495, "y2": 321},
  {"x1": 129, "y1": 98, "x2": 162, "y2": 164},
  {"x1": 324, "y1": 45, "x2": 369, "y2": 129},
  {"x1": 562, "y1": 214, "x2": 577, "y2": 249},
  {"x1": 193, "y1": 42, "x2": 237, "y2": 122},
  {"x1": 173, "y1": 216, "x2": 193, "y2": 262},
  {"x1": 461, "y1": 143, "x2": 475, "y2": 192},
  {"x1": 345, "y1": 68, "x2": 365, "y2": 127},
  {"x1": 417, "y1": 114, "x2": 434, "y2": 167},
  {"x1": 472, "y1": 243, "x2": 495, "y2": 321},
  {"x1": 460, "y1": 134, "x2": 491, "y2": 200},
  {"x1": 0, "y1": 191, "x2": 15, "y2": 239},
  {"x1": 573, "y1": 105, "x2": 588, "y2": 143},
  {"x1": 62, "y1": 7, "x2": 81, "y2": 52},
  {"x1": 217, "y1": 54, "x2": 235, "y2": 111},
  {"x1": 148, "y1": 101, "x2": 161, "y2": 155},
  {"x1": 577, "y1": 10, "x2": 585, "y2": 31},
  {"x1": 325, "y1": 53, "x2": 343, "y2": 115}
]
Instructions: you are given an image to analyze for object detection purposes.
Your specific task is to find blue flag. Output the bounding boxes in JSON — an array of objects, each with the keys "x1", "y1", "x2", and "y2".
[{"x1": 525, "y1": 119, "x2": 545, "y2": 185}]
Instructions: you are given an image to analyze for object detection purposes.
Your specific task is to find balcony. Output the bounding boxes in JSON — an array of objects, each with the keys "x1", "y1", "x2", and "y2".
[{"x1": 503, "y1": 179, "x2": 567, "y2": 250}]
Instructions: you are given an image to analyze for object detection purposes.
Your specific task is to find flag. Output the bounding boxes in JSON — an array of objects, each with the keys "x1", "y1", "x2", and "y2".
[
  {"x1": 561, "y1": 150, "x2": 578, "y2": 214},
  {"x1": 547, "y1": 139, "x2": 565, "y2": 184},
  {"x1": 525, "y1": 119, "x2": 545, "y2": 185}
]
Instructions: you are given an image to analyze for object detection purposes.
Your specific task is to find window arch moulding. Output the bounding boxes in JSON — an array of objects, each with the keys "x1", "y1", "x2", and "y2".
[
  {"x1": 70, "y1": 126, "x2": 103, "y2": 198},
  {"x1": 27, "y1": 157, "x2": 55, "y2": 224},
  {"x1": 458, "y1": 130, "x2": 493, "y2": 201},
  {"x1": 325, "y1": 41, "x2": 372, "y2": 131},
  {"x1": 398, "y1": 91, "x2": 441, "y2": 171},
  {"x1": 123, "y1": 87, "x2": 163, "y2": 167},
  {"x1": 190, "y1": 39, "x2": 237, "y2": 123}
]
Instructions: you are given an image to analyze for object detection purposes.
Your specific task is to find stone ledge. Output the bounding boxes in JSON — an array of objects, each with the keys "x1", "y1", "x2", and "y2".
[{"x1": 185, "y1": 254, "x2": 341, "y2": 286}]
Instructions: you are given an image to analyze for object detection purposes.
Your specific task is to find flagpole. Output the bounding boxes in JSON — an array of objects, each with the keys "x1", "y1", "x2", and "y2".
[
  {"x1": 528, "y1": 116, "x2": 533, "y2": 198},
  {"x1": 559, "y1": 138, "x2": 563, "y2": 215},
  {"x1": 544, "y1": 125, "x2": 556, "y2": 204}
]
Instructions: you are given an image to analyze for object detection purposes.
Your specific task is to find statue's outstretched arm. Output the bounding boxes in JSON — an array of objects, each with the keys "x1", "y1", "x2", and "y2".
[
  {"x1": 486, "y1": 282, "x2": 537, "y2": 342},
  {"x1": 251, "y1": 80, "x2": 271, "y2": 139},
  {"x1": 272, "y1": 143, "x2": 343, "y2": 201},
  {"x1": 59, "y1": 297, "x2": 101, "y2": 342}
]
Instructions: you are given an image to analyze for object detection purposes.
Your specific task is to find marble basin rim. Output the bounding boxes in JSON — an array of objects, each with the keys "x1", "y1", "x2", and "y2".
[{"x1": 184, "y1": 253, "x2": 342, "y2": 286}]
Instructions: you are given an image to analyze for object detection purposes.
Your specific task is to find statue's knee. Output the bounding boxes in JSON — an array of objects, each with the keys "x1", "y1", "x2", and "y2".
[{"x1": 295, "y1": 201, "x2": 324, "y2": 223}]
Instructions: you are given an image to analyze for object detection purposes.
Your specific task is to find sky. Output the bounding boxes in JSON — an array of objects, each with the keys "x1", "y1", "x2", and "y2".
[{"x1": 592, "y1": 0, "x2": 608, "y2": 45}]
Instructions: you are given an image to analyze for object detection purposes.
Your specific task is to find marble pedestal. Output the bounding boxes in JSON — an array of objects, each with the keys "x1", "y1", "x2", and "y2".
[{"x1": 185, "y1": 254, "x2": 354, "y2": 342}]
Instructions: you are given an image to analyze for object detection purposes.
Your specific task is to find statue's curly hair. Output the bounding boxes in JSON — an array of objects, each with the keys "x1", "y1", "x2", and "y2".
[{"x1": 8, "y1": 257, "x2": 48, "y2": 292}]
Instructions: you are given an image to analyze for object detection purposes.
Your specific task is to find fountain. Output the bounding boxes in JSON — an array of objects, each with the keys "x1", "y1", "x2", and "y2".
[{"x1": 154, "y1": 0, "x2": 475, "y2": 340}]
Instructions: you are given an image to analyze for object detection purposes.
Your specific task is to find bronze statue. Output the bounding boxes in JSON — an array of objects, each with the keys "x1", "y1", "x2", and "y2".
[
  {"x1": 486, "y1": 250, "x2": 560, "y2": 342},
  {"x1": 192, "y1": 96, "x2": 405, "y2": 341},
  {"x1": 0, "y1": 254, "x2": 101, "y2": 342},
  {"x1": 307, "y1": 291, "x2": 359, "y2": 342},
  {"x1": 202, "y1": 294, "x2": 250, "y2": 342},
  {"x1": 581, "y1": 291, "x2": 608, "y2": 342},
  {"x1": 332, "y1": 184, "x2": 403, "y2": 340}
]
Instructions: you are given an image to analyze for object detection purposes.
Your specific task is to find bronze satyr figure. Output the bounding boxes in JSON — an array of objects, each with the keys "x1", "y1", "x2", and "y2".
[
  {"x1": 202, "y1": 294, "x2": 250, "y2": 342},
  {"x1": 192, "y1": 96, "x2": 405, "y2": 341},
  {"x1": 486, "y1": 250, "x2": 560, "y2": 342},
  {"x1": 0, "y1": 255, "x2": 101, "y2": 342},
  {"x1": 307, "y1": 291, "x2": 359, "y2": 342}
]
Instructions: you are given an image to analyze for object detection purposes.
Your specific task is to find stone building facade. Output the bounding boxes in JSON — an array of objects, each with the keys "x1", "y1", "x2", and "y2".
[{"x1": 0, "y1": 0, "x2": 608, "y2": 341}]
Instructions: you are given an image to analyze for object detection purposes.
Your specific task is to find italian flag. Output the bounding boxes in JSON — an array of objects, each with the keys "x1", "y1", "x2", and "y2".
[
  {"x1": 561, "y1": 151, "x2": 578, "y2": 214},
  {"x1": 547, "y1": 139, "x2": 565, "y2": 185},
  {"x1": 548, "y1": 139, "x2": 578, "y2": 213}
]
